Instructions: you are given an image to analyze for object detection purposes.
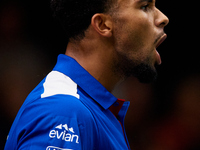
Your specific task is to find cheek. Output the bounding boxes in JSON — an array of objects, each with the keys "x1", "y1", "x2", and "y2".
[
  {"x1": 113, "y1": 12, "x2": 156, "y2": 60},
  {"x1": 114, "y1": 20, "x2": 153, "y2": 56},
  {"x1": 128, "y1": 18, "x2": 156, "y2": 56}
]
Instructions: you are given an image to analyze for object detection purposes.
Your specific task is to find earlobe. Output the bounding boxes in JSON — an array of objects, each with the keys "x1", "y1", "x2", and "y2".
[{"x1": 91, "y1": 14, "x2": 113, "y2": 37}]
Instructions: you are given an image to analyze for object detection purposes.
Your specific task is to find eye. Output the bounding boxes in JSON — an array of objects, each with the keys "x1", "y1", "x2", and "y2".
[{"x1": 141, "y1": 4, "x2": 150, "y2": 11}]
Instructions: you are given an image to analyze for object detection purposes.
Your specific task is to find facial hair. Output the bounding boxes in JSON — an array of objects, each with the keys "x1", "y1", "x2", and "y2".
[{"x1": 113, "y1": 52, "x2": 157, "y2": 83}]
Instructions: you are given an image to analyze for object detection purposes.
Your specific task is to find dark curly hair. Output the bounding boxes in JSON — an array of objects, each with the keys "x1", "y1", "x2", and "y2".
[{"x1": 51, "y1": 0, "x2": 115, "y2": 41}]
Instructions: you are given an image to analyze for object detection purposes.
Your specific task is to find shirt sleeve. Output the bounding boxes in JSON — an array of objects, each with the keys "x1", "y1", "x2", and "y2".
[
  {"x1": 18, "y1": 116, "x2": 81, "y2": 150},
  {"x1": 12, "y1": 96, "x2": 97, "y2": 150}
]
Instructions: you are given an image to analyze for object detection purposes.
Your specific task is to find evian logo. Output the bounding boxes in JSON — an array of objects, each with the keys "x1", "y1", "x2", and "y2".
[{"x1": 49, "y1": 124, "x2": 79, "y2": 144}]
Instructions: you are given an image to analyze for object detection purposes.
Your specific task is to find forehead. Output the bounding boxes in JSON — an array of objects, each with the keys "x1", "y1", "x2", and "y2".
[{"x1": 118, "y1": 0, "x2": 154, "y2": 4}]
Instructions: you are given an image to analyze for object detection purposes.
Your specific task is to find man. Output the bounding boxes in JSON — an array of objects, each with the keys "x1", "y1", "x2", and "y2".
[{"x1": 4, "y1": 0, "x2": 169, "y2": 149}]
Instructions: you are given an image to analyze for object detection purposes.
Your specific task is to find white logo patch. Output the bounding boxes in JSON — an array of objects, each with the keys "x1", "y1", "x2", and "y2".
[
  {"x1": 49, "y1": 124, "x2": 79, "y2": 144},
  {"x1": 41, "y1": 71, "x2": 80, "y2": 99}
]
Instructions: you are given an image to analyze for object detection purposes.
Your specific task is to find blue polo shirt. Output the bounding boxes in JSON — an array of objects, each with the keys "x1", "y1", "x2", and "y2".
[{"x1": 4, "y1": 54, "x2": 130, "y2": 150}]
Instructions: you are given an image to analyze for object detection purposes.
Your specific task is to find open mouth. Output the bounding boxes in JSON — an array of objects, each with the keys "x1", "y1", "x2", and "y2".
[
  {"x1": 155, "y1": 33, "x2": 167, "y2": 65},
  {"x1": 156, "y1": 34, "x2": 167, "y2": 48}
]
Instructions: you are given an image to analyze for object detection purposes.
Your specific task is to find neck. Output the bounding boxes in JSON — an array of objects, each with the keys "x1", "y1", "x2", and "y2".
[{"x1": 65, "y1": 36, "x2": 121, "y2": 92}]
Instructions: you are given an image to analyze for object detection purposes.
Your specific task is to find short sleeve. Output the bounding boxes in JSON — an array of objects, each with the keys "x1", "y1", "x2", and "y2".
[{"x1": 11, "y1": 96, "x2": 97, "y2": 150}]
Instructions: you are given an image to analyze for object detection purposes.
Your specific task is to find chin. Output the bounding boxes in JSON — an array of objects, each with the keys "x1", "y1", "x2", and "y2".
[{"x1": 114, "y1": 52, "x2": 158, "y2": 83}]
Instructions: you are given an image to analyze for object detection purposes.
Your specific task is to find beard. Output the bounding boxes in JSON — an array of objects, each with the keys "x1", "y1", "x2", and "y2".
[{"x1": 113, "y1": 52, "x2": 157, "y2": 83}]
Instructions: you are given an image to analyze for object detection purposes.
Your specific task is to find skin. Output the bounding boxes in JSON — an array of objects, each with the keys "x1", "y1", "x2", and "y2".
[{"x1": 65, "y1": 0, "x2": 169, "y2": 92}]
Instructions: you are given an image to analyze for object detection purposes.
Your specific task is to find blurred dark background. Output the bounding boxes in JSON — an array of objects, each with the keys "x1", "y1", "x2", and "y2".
[{"x1": 0, "y1": 0, "x2": 199, "y2": 149}]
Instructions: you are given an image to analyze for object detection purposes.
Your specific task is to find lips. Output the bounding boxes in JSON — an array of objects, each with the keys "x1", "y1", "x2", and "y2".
[{"x1": 156, "y1": 34, "x2": 167, "y2": 48}]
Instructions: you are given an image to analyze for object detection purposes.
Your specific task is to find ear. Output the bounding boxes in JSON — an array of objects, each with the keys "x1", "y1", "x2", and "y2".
[{"x1": 91, "y1": 13, "x2": 113, "y2": 37}]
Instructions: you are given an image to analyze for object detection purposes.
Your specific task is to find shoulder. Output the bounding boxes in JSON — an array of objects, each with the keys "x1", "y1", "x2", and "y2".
[
  {"x1": 6, "y1": 70, "x2": 99, "y2": 149},
  {"x1": 23, "y1": 94, "x2": 93, "y2": 122},
  {"x1": 24, "y1": 70, "x2": 90, "y2": 119}
]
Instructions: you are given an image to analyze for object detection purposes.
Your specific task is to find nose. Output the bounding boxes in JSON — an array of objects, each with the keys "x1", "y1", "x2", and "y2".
[{"x1": 155, "y1": 8, "x2": 169, "y2": 28}]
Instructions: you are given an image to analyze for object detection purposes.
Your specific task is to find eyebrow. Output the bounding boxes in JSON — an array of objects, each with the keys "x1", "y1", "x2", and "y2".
[{"x1": 136, "y1": 0, "x2": 153, "y2": 3}]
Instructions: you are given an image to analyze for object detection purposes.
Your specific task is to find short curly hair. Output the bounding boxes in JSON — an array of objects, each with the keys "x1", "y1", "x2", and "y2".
[{"x1": 51, "y1": 0, "x2": 115, "y2": 41}]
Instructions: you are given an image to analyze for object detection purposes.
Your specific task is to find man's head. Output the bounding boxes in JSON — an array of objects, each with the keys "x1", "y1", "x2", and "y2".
[{"x1": 51, "y1": 0, "x2": 169, "y2": 83}]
